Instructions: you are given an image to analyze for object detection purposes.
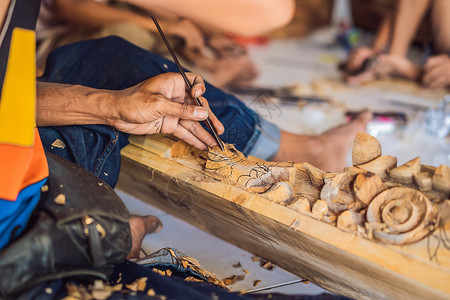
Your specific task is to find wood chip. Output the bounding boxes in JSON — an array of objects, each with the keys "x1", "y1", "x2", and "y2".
[
  {"x1": 41, "y1": 185, "x2": 49, "y2": 192},
  {"x1": 260, "y1": 259, "x2": 275, "y2": 271},
  {"x1": 253, "y1": 280, "x2": 261, "y2": 287},
  {"x1": 251, "y1": 256, "x2": 260, "y2": 262},
  {"x1": 242, "y1": 269, "x2": 250, "y2": 274},
  {"x1": 152, "y1": 268, "x2": 167, "y2": 276},
  {"x1": 185, "y1": 277, "x2": 204, "y2": 283},
  {"x1": 54, "y1": 194, "x2": 66, "y2": 205},
  {"x1": 125, "y1": 277, "x2": 147, "y2": 292},
  {"x1": 222, "y1": 275, "x2": 245, "y2": 285},
  {"x1": 232, "y1": 262, "x2": 242, "y2": 268},
  {"x1": 147, "y1": 288, "x2": 156, "y2": 296},
  {"x1": 51, "y1": 139, "x2": 66, "y2": 149}
]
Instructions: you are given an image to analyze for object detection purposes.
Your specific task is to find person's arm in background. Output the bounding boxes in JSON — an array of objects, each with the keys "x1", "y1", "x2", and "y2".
[
  {"x1": 122, "y1": 0, "x2": 295, "y2": 37},
  {"x1": 53, "y1": 0, "x2": 205, "y2": 49},
  {"x1": 346, "y1": 12, "x2": 393, "y2": 72},
  {"x1": 36, "y1": 73, "x2": 224, "y2": 150},
  {"x1": 0, "y1": 0, "x2": 10, "y2": 29}
]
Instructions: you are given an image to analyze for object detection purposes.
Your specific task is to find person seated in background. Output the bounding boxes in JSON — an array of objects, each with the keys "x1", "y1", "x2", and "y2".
[
  {"x1": 344, "y1": 0, "x2": 450, "y2": 89},
  {"x1": 36, "y1": 0, "x2": 293, "y2": 87}
]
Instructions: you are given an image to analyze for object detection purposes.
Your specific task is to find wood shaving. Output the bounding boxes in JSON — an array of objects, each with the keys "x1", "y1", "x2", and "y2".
[
  {"x1": 222, "y1": 275, "x2": 245, "y2": 285},
  {"x1": 152, "y1": 268, "x2": 167, "y2": 276},
  {"x1": 168, "y1": 248, "x2": 177, "y2": 257},
  {"x1": 185, "y1": 276, "x2": 204, "y2": 283},
  {"x1": 147, "y1": 288, "x2": 156, "y2": 296},
  {"x1": 242, "y1": 269, "x2": 249, "y2": 274},
  {"x1": 51, "y1": 139, "x2": 66, "y2": 149},
  {"x1": 253, "y1": 280, "x2": 261, "y2": 287},
  {"x1": 125, "y1": 277, "x2": 147, "y2": 292},
  {"x1": 64, "y1": 283, "x2": 91, "y2": 300},
  {"x1": 54, "y1": 194, "x2": 66, "y2": 205},
  {"x1": 64, "y1": 280, "x2": 123, "y2": 300},
  {"x1": 260, "y1": 260, "x2": 275, "y2": 271},
  {"x1": 252, "y1": 256, "x2": 276, "y2": 271},
  {"x1": 232, "y1": 262, "x2": 242, "y2": 268}
]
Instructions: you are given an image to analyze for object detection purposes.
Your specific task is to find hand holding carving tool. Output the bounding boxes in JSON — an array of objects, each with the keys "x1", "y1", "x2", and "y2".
[{"x1": 151, "y1": 16, "x2": 225, "y2": 151}]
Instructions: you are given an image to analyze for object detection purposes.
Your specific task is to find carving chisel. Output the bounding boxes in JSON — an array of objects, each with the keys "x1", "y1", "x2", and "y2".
[{"x1": 151, "y1": 16, "x2": 225, "y2": 151}]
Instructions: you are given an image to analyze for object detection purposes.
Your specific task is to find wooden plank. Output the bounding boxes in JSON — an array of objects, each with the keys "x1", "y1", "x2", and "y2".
[{"x1": 118, "y1": 135, "x2": 450, "y2": 300}]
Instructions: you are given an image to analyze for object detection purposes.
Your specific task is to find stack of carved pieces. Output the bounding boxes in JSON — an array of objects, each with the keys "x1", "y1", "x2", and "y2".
[{"x1": 205, "y1": 132, "x2": 450, "y2": 246}]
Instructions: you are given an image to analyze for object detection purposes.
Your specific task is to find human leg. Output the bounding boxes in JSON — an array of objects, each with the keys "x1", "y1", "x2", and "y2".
[
  {"x1": 127, "y1": 215, "x2": 163, "y2": 259},
  {"x1": 273, "y1": 111, "x2": 372, "y2": 172},
  {"x1": 419, "y1": 0, "x2": 450, "y2": 88},
  {"x1": 430, "y1": 0, "x2": 450, "y2": 54},
  {"x1": 389, "y1": 0, "x2": 431, "y2": 56}
]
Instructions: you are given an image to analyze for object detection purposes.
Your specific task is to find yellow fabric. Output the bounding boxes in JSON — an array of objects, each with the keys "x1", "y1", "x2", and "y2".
[{"x1": 0, "y1": 28, "x2": 36, "y2": 147}]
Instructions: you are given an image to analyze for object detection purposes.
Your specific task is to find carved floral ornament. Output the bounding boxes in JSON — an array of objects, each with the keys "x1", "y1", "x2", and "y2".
[{"x1": 205, "y1": 132, "x2": 449, "y2": 245}]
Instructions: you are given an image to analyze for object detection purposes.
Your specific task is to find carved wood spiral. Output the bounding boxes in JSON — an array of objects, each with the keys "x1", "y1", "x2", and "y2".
[{"x1": 366, "y1": 187, "x2": 438, "y2": 245}]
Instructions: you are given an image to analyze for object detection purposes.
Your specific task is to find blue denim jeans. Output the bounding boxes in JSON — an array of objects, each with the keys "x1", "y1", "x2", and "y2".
[{"x1": 38, "y1": 36, "x2": 264, "y2": 188}]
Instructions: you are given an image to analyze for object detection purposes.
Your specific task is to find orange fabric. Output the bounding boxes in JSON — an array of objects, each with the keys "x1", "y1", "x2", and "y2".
[
  {"x1": 0, "y1": 129, "x2": 48, "y2": 201},
  {"x1": 21, "y1": 130, "x2": 48, "y2": 190}
]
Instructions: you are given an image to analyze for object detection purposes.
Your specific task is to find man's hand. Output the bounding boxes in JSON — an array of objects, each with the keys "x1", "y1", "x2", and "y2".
[
  {"x1": 112, "y1": 72, "x2": 224, "y2": 150},
  {"x1": 345, "y1": 54, "x2": 420, "y2": 85},
  {"x1": 422, "y1": 54, "x2": 450, "y2": 89}
]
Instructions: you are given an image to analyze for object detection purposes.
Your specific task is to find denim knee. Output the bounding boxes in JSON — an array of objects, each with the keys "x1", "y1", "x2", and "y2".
[{"x1": 38, "y1": 125, "x2": 129, "y2": 188}]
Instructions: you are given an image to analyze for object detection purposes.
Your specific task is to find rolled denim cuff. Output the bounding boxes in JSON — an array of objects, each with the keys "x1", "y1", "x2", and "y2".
[{"x1": 245, "y1": 117, "x2": 281, "y2": 160}]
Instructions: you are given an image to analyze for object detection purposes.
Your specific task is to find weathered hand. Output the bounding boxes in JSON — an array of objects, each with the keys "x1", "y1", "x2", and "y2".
[
  {"x1": 422, "y1": 54, "x2": 450, "y2": 89},
  {"x1": 165, "y1": 19, "x2": 205, "y2": 50},
  {"x1": 112, "y1": 72, "x2": 224, "y2": 150},
  {"x1": 346, "y1": 46, "x2": 376, "y2": 72},
  {"x1": 346, "y1": 54, "x2": 420, "y2": 85}
]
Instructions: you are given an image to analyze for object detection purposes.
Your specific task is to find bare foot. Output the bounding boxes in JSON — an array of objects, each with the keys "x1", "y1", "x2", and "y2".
[
  {"x1": 127, "y1": 215, "x2": 163, "y2": 259},
  {"x1": 346, "y1": 55, "x2": 421, "y2": 85},
  {"x1": 273, "y1": 110, "x2": 372, "y2": 172}
]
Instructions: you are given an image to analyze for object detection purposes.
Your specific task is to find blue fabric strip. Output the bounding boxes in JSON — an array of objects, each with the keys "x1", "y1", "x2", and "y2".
[{"x1": 0, "y1": 178, "x2": 46, "y2": 251}]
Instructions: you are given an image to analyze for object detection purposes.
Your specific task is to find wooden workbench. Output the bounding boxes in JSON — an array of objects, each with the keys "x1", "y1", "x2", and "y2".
[{"x1": 117, "y1": 134, "x2": 450, "y2": 300}]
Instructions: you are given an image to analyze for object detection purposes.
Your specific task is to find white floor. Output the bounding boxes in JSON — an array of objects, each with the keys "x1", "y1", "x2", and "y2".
[
  {"x1": 117, "y1": 189, "x2": 327, "y2": 295},
  {"x1": 117, "y1": 24, "x2": 449, "y2": 297}
]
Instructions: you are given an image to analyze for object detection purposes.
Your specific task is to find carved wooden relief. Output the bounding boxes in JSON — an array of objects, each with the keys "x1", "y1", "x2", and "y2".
[{"x1": 205, "y1": 132, "x2": 449, "y2": 246}]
